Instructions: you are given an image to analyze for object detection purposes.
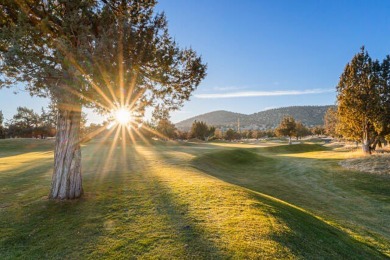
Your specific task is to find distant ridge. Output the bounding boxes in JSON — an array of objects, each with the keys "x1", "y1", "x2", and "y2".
[{"x1": 175, "y1": 105, "x2": 334, "y2": 130}]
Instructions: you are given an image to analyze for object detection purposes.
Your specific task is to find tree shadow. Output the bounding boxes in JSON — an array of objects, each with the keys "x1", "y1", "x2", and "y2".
[
  {"x1": 0, "y1": 143, "x2": 228, "y2": 259},
  {"x1": 188, "y1": 147, "x2": 389, "y2": 258}
]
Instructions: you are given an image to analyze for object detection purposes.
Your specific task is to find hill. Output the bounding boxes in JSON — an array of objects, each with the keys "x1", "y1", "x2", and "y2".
[{"x1": 175, "y1": 105, "x2": 334, "y2": 130}]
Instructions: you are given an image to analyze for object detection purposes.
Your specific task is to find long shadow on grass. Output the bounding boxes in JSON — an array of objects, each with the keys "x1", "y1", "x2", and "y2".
[
  {"x1": 1, "y1": 143, "x2": 227, "y2": 259},
  {"x1": 190, "y1": 148, "x2": 389, "y2": 258},
  {"x1": 0, "y1": 156, "x2": 53, "y2": 206},
  {"x1": 250, "y1": 192, "x2": 387, "y2": 259},
  {"x1": 129, "y1": 146, "x2": 229, "y2": 259}
]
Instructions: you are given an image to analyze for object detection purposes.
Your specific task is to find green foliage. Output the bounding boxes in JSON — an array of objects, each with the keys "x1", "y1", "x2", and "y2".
[
  {"x1": 311, "y1": 125, "x2": 325, "y2": 136},
  {"x1": 336, "y1": 47, "x2": 390, "y2": 152},
  {"x1": 156, "y1": 118, "x2": 177, "y2": 140},
  {"x1": 295, "y1": 121, "x2": 311, "y2": 139},
  {"x1": 224, "y1": 128, "x2": 236, "y2": 141},
  {"x1": 190, "y1": 121, "x2": 215, "y2": 141},
  {"x1": 0, "y1": 0, "x2": 206, "y2": 118},
  {"x1": 4, "y1": 105, "x2": 58, "y2": 138},
  {"x1": 6, "y1": 107, "x2": 40, "y2": 138},
  {"x1": 176, "y1": 106, "x2": 333, "y2": 130},
  {"x1": 324, "y1": 107, "x2": 339, "y2": 137},
  {"x1": 275, "y1": 116, "x2": 296, "y2": 143}
]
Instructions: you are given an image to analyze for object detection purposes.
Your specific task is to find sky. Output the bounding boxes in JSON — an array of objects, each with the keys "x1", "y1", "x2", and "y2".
[{"x1": 1, "y1": 0, "x2": 390, "y2": 124}]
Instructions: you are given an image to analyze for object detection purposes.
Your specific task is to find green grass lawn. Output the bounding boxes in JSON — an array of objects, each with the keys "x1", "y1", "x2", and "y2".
[{"x1": 0, "y1": 138, "x2": 389, "y2": 259}]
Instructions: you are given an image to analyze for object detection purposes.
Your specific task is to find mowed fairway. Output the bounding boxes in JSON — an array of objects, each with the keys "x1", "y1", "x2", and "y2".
[{"x1": 0, "y1": 139, "x2": 389, "y2": 259}]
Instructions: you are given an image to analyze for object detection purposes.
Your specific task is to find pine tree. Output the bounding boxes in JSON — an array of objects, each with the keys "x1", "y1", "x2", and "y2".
[
  {"x1": 0, "y1": 1, "x2": 206, "y2": 199},
  {"x1": 336, "y1": 47, "x2": 381, "y2": 153}
]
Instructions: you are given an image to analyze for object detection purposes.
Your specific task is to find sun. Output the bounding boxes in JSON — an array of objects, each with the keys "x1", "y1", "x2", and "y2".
[{"x1": 113, "y1": 108, "x2": 133, "y2": 125}]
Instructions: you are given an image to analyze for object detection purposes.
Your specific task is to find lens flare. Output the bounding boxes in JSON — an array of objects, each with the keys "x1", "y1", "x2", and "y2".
[{"x1": 113, "y1": 108, "x2": 132, "y2": 125}]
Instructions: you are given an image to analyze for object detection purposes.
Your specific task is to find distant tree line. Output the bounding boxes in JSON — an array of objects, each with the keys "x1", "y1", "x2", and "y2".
[
  {"x1": 153, "y1": 117, "x2": 320, "y2": 142},
  {"x1": 0, "y1": 105, "x2": 57, "y2": 139},
  {"x1": 0, "y1": 104, "x2": 92, "y2": 139}
]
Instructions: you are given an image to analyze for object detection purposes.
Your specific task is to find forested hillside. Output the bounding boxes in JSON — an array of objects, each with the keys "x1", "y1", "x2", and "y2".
[{"x1": 176, "y1": 106, "x2": 334, "y2": 130}]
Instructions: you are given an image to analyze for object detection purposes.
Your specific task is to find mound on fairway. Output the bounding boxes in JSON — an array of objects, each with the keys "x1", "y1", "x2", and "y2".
[
  {"x1": 193, "y1": 147, "x2": 390, "y2": 257},
  {"x1": 262, "y1": 143, "x2": 330, "y2": 154}
]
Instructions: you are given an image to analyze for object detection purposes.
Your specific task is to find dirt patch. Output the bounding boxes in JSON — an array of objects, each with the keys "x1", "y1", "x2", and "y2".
[{"x1": 340, "y1": 154, "x2": 390, "y2": 175}]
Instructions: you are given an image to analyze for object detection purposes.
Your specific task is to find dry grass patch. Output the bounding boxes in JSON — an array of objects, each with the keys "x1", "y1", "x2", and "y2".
[{"x1": 340, "y1": 154, "x2": 390, "y2": 175}]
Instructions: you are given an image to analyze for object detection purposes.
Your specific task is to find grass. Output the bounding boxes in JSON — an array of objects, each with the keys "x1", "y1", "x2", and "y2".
[{"x1": 0, "y1": 138, "x2": 389, "y2": 259}]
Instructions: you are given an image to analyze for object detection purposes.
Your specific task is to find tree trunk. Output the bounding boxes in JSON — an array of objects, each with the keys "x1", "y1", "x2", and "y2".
[
  {"x1": 49, "y1": 103, "x2": 83, "y2": 200},
  {"x1": 288, "y1": 136, "x2": 292, "y2": 145},
  {"x1": 362, "y1": 141, "x2": 371, "y2": 154},
  {"x1": 362, "y1": 120, "x2": 371, "y2": 155}
]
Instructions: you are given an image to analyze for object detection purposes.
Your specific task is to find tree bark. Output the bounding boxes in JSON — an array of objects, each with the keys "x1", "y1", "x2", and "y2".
[
  {"x1": 362, "y1": 140, "x2": 371, "y2": 154},
  {"x1": 362, "y1": 120, "x2": 371, "y2": 155},
  {"x1": 49, "y1": 102, "x2": 83, "y2": 200}
]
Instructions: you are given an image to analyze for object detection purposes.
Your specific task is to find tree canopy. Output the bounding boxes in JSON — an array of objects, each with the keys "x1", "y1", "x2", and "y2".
[
  {"x1": 190, "y1": 121, "x2": 215, "y2": 141},
  {"x1": 336, "y1": 47, "x2": 390, "y2": 153},
  {"x1": 0, "y1": 0, "x2": 206, "y2": 116},
  {"x1": 275, "y1": 116, "x2": 296, "y2": 144},
  {"x1": 0, "y1": 0, "x2": 207, "y2": 199},
  {"x1": 156, "y1": 117, "x2": 177, "y2": 140}
]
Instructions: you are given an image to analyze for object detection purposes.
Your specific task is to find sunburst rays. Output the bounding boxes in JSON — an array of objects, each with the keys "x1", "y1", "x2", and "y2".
[{"x1": 14, "y1": 0, "x2": 175, "y2": 175}]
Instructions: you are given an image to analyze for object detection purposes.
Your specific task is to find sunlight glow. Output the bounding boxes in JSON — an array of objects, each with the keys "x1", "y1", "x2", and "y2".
[{"x1": 113, "y1": 108, "x2": 133, "y2": 125}]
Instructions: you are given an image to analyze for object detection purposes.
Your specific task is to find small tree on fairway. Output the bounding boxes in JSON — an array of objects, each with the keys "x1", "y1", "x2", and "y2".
[
  {"x1": 276, "y1": 116, "x2": 296, "y2": 144},
  {"x1": 190, "y1": 121, "x2": 215, "y2": 141},
  {"x1": 0, "y1": 1, "x2": 206, "y2": 199},
  {"x1": 295, "y1": 121, "x2": 310, "y2": 140}
]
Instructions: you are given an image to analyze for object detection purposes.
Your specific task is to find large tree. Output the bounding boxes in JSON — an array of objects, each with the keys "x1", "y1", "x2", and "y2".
[
  {"x1": 0, "y1": 1, "x2": 206, "y2": 199},
  {"x1": 336, "y1": 47, "x2": 382, "y2": 153}
]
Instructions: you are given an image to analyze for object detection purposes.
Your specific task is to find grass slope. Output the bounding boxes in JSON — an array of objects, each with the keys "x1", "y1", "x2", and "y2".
[
  {"x1": 193, "y1": 144, "x2": 390, "y2": 257},
  {"x1": 0, "y1": 139, "x2": 389, "y2": 258}
]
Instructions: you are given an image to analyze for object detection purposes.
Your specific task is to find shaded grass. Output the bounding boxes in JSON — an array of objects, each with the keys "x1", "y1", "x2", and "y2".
[
  {"x1": 0, "y1": 139, "x2": 54, "y2": 157},
  {"x1": 262, "y1": 143, "x2": 330, "y2": 154}
]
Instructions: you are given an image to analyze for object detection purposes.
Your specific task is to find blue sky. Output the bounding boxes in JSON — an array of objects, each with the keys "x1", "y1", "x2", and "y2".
[{"x1": 1, "y1": 0, "x2": 390, "y2": 123}]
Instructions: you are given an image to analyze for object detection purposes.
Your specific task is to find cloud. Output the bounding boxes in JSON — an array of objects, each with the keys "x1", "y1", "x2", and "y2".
[
  {"x1": 212, "y1": 86, "x2": 247, "y2": 91},
  {"x1": 194, "y1": 88, "x2": 334, "y2": 99}
]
